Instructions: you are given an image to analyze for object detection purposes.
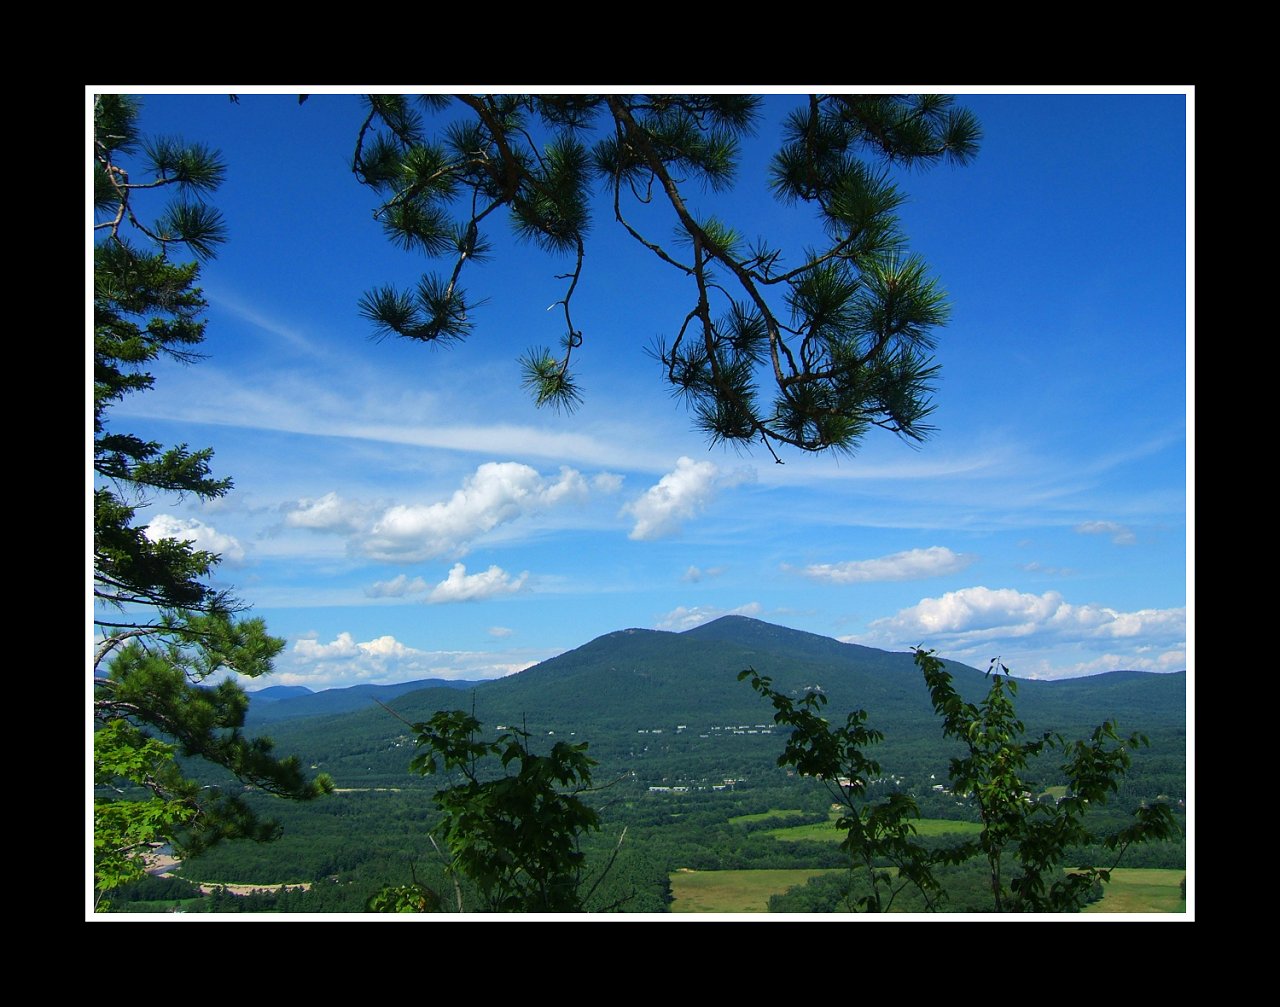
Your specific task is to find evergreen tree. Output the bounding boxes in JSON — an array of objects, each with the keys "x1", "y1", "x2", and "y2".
[
  {"x1": 92, "y1": 95, "x2": 332, "y2": 911},
  {"x1": 353, "y1": 94, "x2": 981, "y2": 460}
]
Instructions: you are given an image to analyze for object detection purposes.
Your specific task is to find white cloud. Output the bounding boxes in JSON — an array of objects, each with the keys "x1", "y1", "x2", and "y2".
[
  {"x1": 365, "y1": 574, "x2": 429, "y2": 598},
  {"x1": 292, "y1": 631, "x2": 363, "y2": 660},
  {"x1": 656, "y1": 601, "x2": 762, "y2": 632},
  {"x1": 292, "y1": 631, "x2": 430, "y2": 662},
  {"x1": 124, "y1": 359, "x2": 677, "y2": 472},
  {"x1": 851, "y1": 586, "x2": 1186, "y2": 675},
  {"x1": 592, "y1": 472, "x2": 624, "y2": 493},
  {"x1": 681, "y1": 565, "x2": 726, "y2": 583},
  {"x1": 488, "y1": 626, "x2": 514, "y2": 638},
  {"x1": 144, "y1": 514, "x2": 245, "y2": 563},
  {"x1": 207, "y1": 288, "x2": 317, "y2": 351},
  {"x1": 361, "y1": 462, "x2": 588, "y2": 561},
  {"x1": 284, "y1": 492, "x2": 366, "y2": 534},
  {"x1": 426, "y1": 563, "x2": 529, "y2": 604},
  {"x1": 1020, "y1": 561, "x2": 1073, "y2": 576},
  {"x1": 624, "y1": 457, "x2": 752, "y2": 540},
  {"x1": 1075, "y1": 520, "x2": 1137, "y2": 545},
  {"x1": 279, "y1": 630, "x2": 553, "y2": 689},
  {"x1": 1058, "y1": 647, "x2": 1188, "y2": 678},
  {"x1": 801, "y1": 546, "x2": 973, "y2": 584},
  {"x1": 358, "y1": 634, "x2": 419, "y2": 658}
]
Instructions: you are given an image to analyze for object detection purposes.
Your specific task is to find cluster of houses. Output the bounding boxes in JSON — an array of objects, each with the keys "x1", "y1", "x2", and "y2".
[
  {"x1": 637, "y1": 723, "x2": 779, "y2": 737},
  {"x1": 648, "y1": 777, "x2": 743, "y2": 795}
]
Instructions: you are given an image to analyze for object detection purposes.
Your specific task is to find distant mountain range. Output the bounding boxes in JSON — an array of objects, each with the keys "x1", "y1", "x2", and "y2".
[
  {"x1": 257, "y1": 617, "x2": 1185, "y2": 787},
  {"x1": 246, "y1": 677, "x2": 475, "y2": 724},
  {"x1": 369, "y1": 616, "x2": 1184, "y2": 730}
]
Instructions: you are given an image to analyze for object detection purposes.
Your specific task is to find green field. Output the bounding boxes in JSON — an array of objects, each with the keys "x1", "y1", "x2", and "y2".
[
  {"x1": 671, "y1": 866, "x2": 1187, "y2": 914},
  {"x1": 669, "y1": 868, "x2": 843, "y2": 913},
  {"x1": 728, "y1": 809, "x2": 807, "y2": 825},
  {"x1": 1081, "y1": 868, "x2": 1186, "y2": 913},
  {"x1": 765, "y1": 815, "x2": 983, "y2": 842}
]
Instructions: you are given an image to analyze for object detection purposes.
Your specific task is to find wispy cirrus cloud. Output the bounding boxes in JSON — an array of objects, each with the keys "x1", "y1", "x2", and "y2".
[
  {"x1": 681, "y1": 565, "x2": 726, "y2": 583},
  {"x1": 799, "y1": 546, "x2": 974, "y2": 584},
  {"x1": 116, "y1": 362, "x2": 673, "y2": 471},
  {"x1": 1075, "y1": 520, "x2": 1137, "y2": 545},
  {"x1": 1019, "y1": 561, "x2": 1074, "y2": 576},
  {"x1": 206, "y1": 287, "x2": 318, "y2": 352},
  {"x1": 364, "y1": 574, "x2": 429, "y2": 598}
]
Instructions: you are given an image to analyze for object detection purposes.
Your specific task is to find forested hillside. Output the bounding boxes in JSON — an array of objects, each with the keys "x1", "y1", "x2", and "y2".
[{"x1": 112, "y1": 617, "x2": 1185, "y2": 914}]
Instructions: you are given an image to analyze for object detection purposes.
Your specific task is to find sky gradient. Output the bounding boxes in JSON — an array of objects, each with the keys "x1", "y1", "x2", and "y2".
[{"x1": 90, "y1": 88, "x2": 1191, "y2": 691}]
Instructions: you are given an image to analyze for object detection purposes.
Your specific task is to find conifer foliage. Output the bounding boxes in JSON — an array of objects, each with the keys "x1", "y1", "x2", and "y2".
[
  {"x1": 354, "y1": 94, "x2": 981, "y2": 461},
  {"x1": 92, "y1": 95, "x2": 331, "y2": 910}
]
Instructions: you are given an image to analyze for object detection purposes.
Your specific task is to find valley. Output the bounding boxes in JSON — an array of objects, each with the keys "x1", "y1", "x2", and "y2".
[{"x1": 105, "y1": 617, "x2": 1188, "y2": 915}]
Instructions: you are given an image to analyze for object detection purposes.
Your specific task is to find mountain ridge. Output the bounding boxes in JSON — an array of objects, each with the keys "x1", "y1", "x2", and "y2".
[
  {"x1": 254, "y1": 615, "x2": 1184, "y2": 795},
  {"x1": 264, "y1": 616, "x2": 1183, "y2": 752},
  {"x1": 245, "y1": 676, "x2": 476, "y2": 724}
]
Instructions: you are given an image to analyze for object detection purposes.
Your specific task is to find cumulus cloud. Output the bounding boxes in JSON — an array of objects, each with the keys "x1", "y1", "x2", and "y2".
[
  {"x1": 1062, "y1": 648, "x2": 1187, "y2": 678},
  {"x1": 358, "y1": 634, "x2": 420, "y2": 659},
  {"x1": 365, "y1": 574, "x2": 429, "y2": 598},
  {"x1": 426, "y1": 563, "x2": 529, "y2": 604},
  {"x1": 1075, "y1": 520, "x2": 1137, "y2": 545},
  {"x1": 801, "y1": 546, "x2": 973, "y2": 584},
  {"x1": 144, "y1": 515, "x2": 245, "y2": 563},
  {"x1": 292, "y1": 631, "x2": 432, "y2": 663},
  {"x1": 361, "y1": 462, "x2": 588, "y2": 561},
  {"x1": 850, "y1": 586, "x2": 1186, "y2": 675},
  {"x1": 280, "y1": 631, "x2": 551, "y2": 689},
  {"x1": 656, "y1": 601, "x2": 762, "y2": 632},
  {"x1": 592, "y1": 472, "x2": 624, "y2": 493},
  {"x1": 624, "y1": 457, "x2": 752, "y2": 540},
  {"x1": 284, "y1": 491, "x2": 367, "y2": 533}
]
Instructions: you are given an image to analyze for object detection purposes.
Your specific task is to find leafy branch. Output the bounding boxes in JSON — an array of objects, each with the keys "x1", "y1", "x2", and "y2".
[
  {"x1": 738, "y1": 667, "x2": 939, "y2": 911},
  {"x1": 353, "y1": 94, "x2": 981, "y2": 460},
  {"x1": 370, "y1": 706, "x2": 624, "y2": 912},
  {"x1": 914, "y1": 647, "x2": 1180, "y2": 912},
  {"x1": 742, "y1": 648, "x2": 1180, "y2": 913}
]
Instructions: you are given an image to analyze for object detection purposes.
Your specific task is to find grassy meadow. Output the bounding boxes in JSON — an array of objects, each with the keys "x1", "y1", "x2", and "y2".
[
  {"x1": 764, "y1": 813, "x2": 984, "y2": 842},
  {"x1": 1081, "y1": 868, "x2": 1187, "y2": 913},
  {"x1": 669, "y1": 868, "x2": 844, "y2": 913},
  {"x1": 728, "y1": 809, "x2": 807, "y2": 825}
]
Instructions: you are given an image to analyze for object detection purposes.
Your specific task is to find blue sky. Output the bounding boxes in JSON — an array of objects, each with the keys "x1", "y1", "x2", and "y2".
[{"x1": 91, "y1": 88, "x2": 1191, "y2": 690}]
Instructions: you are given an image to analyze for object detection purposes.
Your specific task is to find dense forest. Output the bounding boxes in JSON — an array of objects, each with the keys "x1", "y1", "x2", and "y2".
[{"x1": 105, "y1": 618, "x2": 1186, "y2": 914}]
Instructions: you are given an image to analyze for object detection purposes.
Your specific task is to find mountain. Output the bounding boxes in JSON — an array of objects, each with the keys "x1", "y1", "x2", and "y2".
[
  {"x1": 259, "y1": 616, "x2": 1184, "y2": 789},
  {"x1": 245, "y1": 677, "x2": 477, "y2": 724},
  {"x1": 249, "y1": 685, "x2": 314, "y2": 702}
]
